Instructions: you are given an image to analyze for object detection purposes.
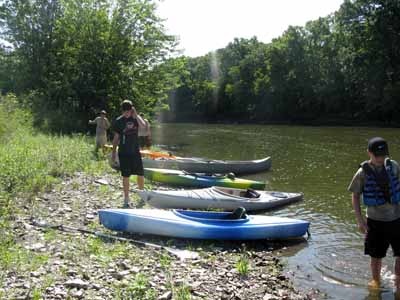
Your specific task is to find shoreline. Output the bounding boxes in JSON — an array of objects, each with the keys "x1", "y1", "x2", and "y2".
[
  {"x1": 1, "y1": 171, "x2": 318, "y2": 300},
  {"x1": 158, "y1": 119, "x2": 400, "y2": 129}
]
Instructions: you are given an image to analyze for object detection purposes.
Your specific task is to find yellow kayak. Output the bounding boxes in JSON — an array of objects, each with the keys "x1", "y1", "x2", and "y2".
[{"x1": 104, "y1": 145, "x2": 176, "y2": 159}]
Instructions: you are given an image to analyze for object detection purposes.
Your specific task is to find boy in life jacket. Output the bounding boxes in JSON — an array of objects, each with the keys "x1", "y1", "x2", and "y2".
[{"x1": 348, "y1": 137, "x2": 400, "y2": 295}]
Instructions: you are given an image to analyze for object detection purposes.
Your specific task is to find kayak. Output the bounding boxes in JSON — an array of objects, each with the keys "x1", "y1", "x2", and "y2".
[
  {"x1": 106, "y1": 146, "x2": 271, "y2": 175},
  {"x1": 140, "y1": 149, "x2": 177, "y2": 159},
  {"x1": 104, "y1": 145, "x2": 176, "y2": 159},
  {"x1": 136, "y1": 187, "x2": 303, "y2": 211},
  {"x1": 141, "y1": 156, "x2": 272, "y2": 175},
  {"x1": 98, "y1": 208, "x2": 310, "y2": 240},
  {"x1": 143, "y1": 168, "x2": 266, "y2": 190}
]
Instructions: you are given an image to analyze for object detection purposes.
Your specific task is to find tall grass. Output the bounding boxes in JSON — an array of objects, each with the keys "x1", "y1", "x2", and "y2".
[
  {"x1": 0, "y1": 94, "x2": 108, "y2": 199},
  {"x1": 0, "y1": 94, "x2": 108, "y2": 274}
]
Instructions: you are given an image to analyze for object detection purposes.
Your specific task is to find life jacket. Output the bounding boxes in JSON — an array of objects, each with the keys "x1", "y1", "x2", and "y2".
[{"x1": 361, "y1": 158, "x2": 400, "y2": 206}]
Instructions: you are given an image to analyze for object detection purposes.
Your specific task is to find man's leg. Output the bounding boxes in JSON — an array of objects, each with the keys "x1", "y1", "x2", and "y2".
[
  {"x1": 395, "y1": 257, "x2": 400, "y2": 293},
  {"x1": 137, "y1": 176, "x2": 144, "y2": 190},
  {"x1": 369, "y1": 257, "x2": 382, "y2": 288},
  {"x1": 122, "y1": 176, "x2": 130, "y2": 205}
]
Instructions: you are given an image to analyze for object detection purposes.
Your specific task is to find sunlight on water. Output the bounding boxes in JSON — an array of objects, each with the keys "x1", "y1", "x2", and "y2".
[{"x1": 153, "y1": 123, "x2": 400, "y2": 300}]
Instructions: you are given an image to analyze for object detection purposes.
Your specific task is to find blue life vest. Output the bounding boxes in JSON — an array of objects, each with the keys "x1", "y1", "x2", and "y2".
[{"x1": 361, "y1": 158, "x2": 400, "y2": 206}]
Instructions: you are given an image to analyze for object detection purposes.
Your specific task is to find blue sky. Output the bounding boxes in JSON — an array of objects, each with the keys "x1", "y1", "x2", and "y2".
[{"x1": 157, "y1": 0, "x2": 344, "y2": 57}]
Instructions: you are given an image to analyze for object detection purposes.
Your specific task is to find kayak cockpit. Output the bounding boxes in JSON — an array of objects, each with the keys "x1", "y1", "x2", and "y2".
[{"x1": 173, "y1": 209, "x2": 250, "y2": 223}]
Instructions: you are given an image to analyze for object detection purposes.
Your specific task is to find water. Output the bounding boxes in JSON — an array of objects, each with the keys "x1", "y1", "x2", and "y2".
[{"x1": 152, "y1": 123, "x2": 400, "y2": 300}]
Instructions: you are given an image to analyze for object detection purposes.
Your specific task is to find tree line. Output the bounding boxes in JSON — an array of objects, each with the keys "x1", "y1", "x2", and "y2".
[
  {"x1": 1, "y1": 0, "x2": 399, "y2": 130},
  {"x1": 0, "y1": 0, "x2": 183, "y2": 132},
  {"x1": 164, "y1": 0, "x2": 400, "y2": 125}
]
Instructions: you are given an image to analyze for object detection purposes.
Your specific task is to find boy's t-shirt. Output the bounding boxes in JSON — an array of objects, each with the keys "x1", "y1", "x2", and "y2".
[
  {"x1": 348, "y1": 160, "x2": 400, "y2": 222},
  {"x1": 112, "y1": 116, "x2": 140, "y2": 154}
]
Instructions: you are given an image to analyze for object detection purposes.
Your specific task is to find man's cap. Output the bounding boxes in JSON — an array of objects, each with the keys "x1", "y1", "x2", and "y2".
[
  {"x1": 121, "y1": 100, "x2": 133, "y2": 111},
  {"x1": 368, "y1": 137, "x2": 389, "y2": 156},
  {"x1": 100, "y1": 110, "x2": 107, "y2": 115}
]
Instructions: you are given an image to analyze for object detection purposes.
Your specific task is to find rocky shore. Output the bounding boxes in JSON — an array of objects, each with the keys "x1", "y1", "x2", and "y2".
[{"x1": 1, "y1": 172, "x2": 320, "y2": 300}]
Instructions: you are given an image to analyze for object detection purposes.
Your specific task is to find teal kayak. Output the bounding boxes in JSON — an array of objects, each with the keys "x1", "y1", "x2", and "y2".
[{"x1": 143, "y1": 168, "x2": 266, "y2": 189}]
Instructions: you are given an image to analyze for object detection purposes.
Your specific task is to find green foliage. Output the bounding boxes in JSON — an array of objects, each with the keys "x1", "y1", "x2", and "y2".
[
  {"x1": 173, "y1": 283, "x2": 192, "y2": 300},
  {"x1": 165, "y1": 0, "x2": 400, "y2": 124},
  {"x1": 0, "y1": 241, "x2": 49, "y2": 273},
  {"x1": 0, "y1": 0, "x2": 182, "y2": 132},
  {"x1": 115, "y1": 273, "x2": 156, "y2": 300},
  {"x1": 236, "y1": 254, "x2": 250, "y2": 276}
]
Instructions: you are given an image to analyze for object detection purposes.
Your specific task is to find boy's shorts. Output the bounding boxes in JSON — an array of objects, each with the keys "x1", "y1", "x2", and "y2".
[
  {"x1": 365, "y1": 217, "x2": 400, "y2": 258},
  {"x1": 118, "y1": 152, "x2": 144, "y2": 177}
]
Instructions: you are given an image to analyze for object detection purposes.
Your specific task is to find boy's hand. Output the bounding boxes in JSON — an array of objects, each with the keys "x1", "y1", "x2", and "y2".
[
  {"x1": 357, "y1": 220, "x2": 368, "y2": 234},
  {"x1": 131, "y1": 107, "x2": 137, "y2": 118}
]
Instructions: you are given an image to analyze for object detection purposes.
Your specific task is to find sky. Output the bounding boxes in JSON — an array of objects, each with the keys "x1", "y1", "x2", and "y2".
[{"x1": 157, "y1": 0, "x2": 344, "y2": 57}]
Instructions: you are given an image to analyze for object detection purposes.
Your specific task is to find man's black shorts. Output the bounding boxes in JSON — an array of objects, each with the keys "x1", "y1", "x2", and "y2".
[
  {"x1": 365, "y1": 217, "x2": 400, "y2": 258},
  {"x1": 118, "y1": 151, "x2": 144, "y2": 177}
]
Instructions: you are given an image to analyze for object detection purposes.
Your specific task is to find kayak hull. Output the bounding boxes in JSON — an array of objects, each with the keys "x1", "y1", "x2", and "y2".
[
  {"x1": 142, "y1": 156, "x2": 272, "y2": 175},
  {"x1": 108, "y1": 151, "x2": 271, "y2": 175},
  {"x1": 137, "y1": 187, "x2": 303, "y2": 211},
  {"x1": 98, "y1": 209, "x2": 310, "y2": 240},
  {"x1": 143, "y1": 168, "x2": 266, "y2": 190}
]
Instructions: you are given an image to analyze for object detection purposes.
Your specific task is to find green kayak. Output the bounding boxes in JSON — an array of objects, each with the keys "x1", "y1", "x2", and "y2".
[{"x1": 143, "y1": 168, "x2": 266, "y2": 190}]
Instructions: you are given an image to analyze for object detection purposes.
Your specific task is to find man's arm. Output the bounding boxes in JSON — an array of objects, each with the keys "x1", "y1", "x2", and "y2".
[
  {"x1": 111, "y1": 132, "x2": 120, "y2": 161},
  {"x1": 131, "y1": 108, "x2": 146, "y2": 128},
  {"x1": 105, "y1": 118, "x2": 110, "y2": 129},
  {"x1": 352, "y1": 193, "x2": 367, "y2": 234},
  {"x1": 146, "y1": 121, "x2": 151, "y2": 137}
]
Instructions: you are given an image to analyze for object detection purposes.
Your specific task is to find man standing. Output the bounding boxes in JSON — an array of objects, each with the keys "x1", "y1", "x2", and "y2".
[
  {"x1": 88, "y1": 110, "x2": 110, "y2": 153},
  {"x1": 111, "y1": 100, "x2": 146, "y2": 208},
  {"x1": 348, "y1": 137, "x2": 400, "y2": 295}
]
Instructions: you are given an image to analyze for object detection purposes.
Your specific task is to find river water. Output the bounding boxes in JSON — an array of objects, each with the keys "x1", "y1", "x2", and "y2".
[{"x1": 152, "y1": 123, "x2": 400, "y2": 300}]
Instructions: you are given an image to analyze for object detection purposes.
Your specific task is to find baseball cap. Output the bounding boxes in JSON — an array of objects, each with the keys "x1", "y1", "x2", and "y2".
[{"x1": 368, "y1": 137, "x2": 389, "y2": 156}]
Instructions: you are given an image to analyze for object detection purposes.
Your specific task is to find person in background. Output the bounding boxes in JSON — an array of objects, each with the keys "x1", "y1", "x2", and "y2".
[
  {"x1": 138, "y1": 113, "x2": 152, "y2": 149},
  {"x1": 348, "y1": 137, "x2": 400, "y2": 297},
  {"x1": 111, "y1": 100, "x2": 146, "y2": 208},
  {"x1": 88, "y1": 110, "x2": 110, "y2": 153}
]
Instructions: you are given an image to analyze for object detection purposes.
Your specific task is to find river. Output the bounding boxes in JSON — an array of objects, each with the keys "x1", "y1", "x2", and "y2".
[{"x1": 152, "y1": 123, "x2": 400, "y2": 300}]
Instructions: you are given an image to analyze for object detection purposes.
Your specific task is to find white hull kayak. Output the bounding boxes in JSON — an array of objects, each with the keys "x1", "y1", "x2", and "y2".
[{"x1": 136, "y1": 187, "x2": 303, "y2": 211}]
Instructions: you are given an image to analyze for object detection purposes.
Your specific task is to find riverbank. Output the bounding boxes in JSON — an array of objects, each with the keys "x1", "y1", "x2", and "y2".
[
  {"x1": 1, "y1": 171, "x2": 319, "y2": 300},
  {"x1": 159, "y1": 117, "x2": 400, "y2": 128}
]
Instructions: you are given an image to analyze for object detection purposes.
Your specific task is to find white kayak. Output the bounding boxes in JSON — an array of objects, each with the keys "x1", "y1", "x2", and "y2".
[{"x1": 136, "y1": 187, "x2": 303, "y2": 211}]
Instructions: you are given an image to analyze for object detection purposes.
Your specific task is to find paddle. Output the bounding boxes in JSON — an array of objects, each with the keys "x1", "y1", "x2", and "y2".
[{"x1": 30, "y1": 219, "x2": 199, "y2": 260}]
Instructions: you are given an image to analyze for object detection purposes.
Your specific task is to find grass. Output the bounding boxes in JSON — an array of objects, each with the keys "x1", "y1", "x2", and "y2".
[
  {"x1": 159, "y1": 252, "x2": 172, "y2": 269},
  {"x1": 236, "y1": 254, "x2": 250, "y2": 276},
  {"x1": 173, "y1": 282, "x2": 192, "y2": 300},
  {"x1": 114, "y1": 273, "x2": 157, "y2": 300},
  {"x1": 0, "y1": 242, "x2": 49, "y2": 273},
  {"x1": 0, "y1": 93, "x2": 110, "y2": 277}
]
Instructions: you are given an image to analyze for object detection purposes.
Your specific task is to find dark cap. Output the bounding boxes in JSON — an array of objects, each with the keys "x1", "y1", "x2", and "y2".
[{"x1": 368, "y1": 137, "x2": 389, "y2": 156}]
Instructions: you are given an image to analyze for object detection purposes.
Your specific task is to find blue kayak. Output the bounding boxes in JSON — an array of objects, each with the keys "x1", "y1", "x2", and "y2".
[{"x1": 98, "y1": 209, "x2": 310, "y2": 240}]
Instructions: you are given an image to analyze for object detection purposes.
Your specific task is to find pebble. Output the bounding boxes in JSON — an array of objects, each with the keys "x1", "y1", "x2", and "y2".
[
  {"x1": 158, "y1": 291, "x2": 172, "y2": 300},
  {"x1": 65, "y1": 279, "x2": 89, "y2": 289}
]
